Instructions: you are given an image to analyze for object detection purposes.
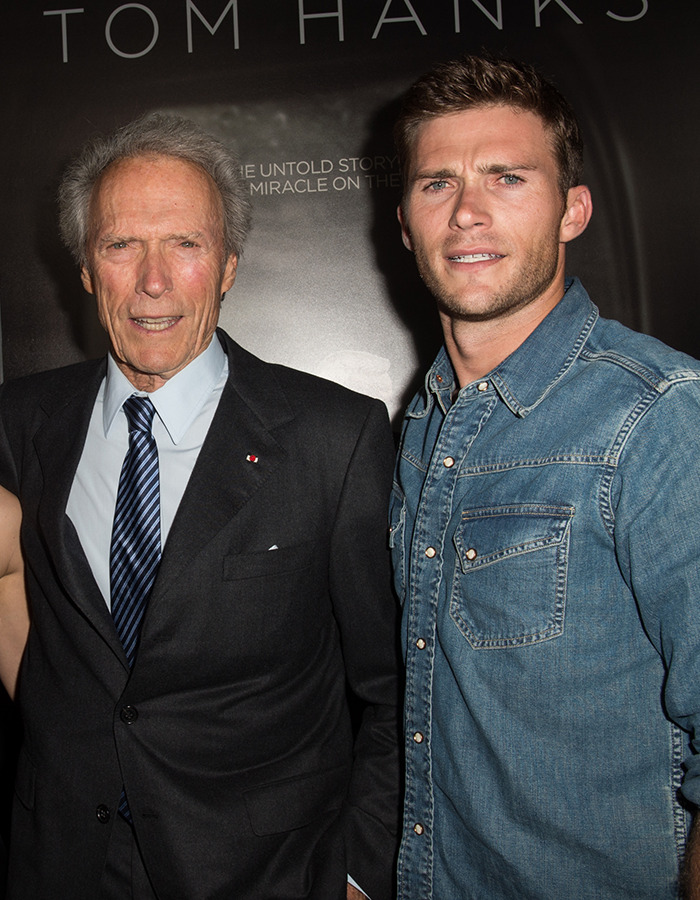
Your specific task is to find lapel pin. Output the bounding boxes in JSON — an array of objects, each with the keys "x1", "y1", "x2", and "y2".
[{"x1": 246, "y1": 454, "x2": 259, "y2": 463}]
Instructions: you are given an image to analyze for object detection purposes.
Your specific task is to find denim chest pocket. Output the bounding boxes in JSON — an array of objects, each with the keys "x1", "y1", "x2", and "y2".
[{"x1": 450, "y1": 504, "x2": 574, "y2": 648}]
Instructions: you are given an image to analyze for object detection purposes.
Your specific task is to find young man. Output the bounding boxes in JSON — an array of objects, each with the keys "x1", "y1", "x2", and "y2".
[{"x1": 391, "y1": 54, "x2": 700, "y2": 899}]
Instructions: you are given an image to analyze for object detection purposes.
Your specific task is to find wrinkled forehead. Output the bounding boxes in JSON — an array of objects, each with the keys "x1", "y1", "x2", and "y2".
[{"x1": 89, "y1": 154, "x2": 224, "y2": 230}]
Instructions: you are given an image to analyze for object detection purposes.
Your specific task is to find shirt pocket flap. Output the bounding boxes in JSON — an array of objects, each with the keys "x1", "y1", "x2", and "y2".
[{"x1": 454, "y1": 504, "x2": 574, "y2": 572}]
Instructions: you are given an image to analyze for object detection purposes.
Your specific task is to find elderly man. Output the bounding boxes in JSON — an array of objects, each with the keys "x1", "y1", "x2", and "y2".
[
  {"x1": 0, "y1": 114, "x2": 400, "y2": 900},
  {"x1": 390, "y1": 55, "x2": 700, "y2": 899}
]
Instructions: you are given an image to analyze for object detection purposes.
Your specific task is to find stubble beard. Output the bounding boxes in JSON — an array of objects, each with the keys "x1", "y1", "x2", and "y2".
[{"x1": 413, "y1": 227, "x2": 561, "y2": 324}]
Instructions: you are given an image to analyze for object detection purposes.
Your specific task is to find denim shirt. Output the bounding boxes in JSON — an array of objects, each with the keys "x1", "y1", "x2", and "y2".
[{"x1": 390, "y1": 279, "x2": 700, "y2": 899}]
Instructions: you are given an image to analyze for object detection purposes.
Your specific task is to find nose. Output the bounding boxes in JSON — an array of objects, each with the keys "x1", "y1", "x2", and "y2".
[
  {"x1": 135, "y1": 246, "x2": 172, "y2": 298},
  {"x1": 450, "y1": 185, "x2": 492, "y2": 231}
]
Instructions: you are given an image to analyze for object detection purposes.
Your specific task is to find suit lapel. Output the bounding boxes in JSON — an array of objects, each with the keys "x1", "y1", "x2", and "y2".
[
  {"x1": 33, "y1": 360, "x2": 124, "y2": 657},
  {"x1": 29, "y1": 335, "x2": 296, "y2": 657},
  {"x1": 152, "y1": 333, "x2": 294, "y2": 597}
]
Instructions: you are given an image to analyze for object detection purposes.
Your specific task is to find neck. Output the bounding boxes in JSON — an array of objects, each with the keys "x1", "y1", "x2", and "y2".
[{"x1": 440, "y1": 287, "x2": 564, "y2": 388}]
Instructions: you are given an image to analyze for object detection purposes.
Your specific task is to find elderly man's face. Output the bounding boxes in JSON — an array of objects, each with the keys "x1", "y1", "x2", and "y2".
[{"x1": 81, "y1": 155, "x2": 237, "y2": 392}]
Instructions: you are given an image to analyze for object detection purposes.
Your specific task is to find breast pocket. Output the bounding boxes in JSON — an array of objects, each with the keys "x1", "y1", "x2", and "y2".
[
  {"x1": 450, "y1": 504, "x2": 574, "y2": 649},
  {"x1": 220, "y1": 544, "x2": 320, "y2": 656},
  {"x1": 223, "y1": 544, "x2": 313, "y2": 583}
]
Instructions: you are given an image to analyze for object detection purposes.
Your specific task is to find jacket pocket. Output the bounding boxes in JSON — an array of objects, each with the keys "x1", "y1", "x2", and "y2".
[
  {"x1": 244, "y1": 765, "x2": 347, "y2": 836},
  {"x1": 218, "y1": 544, "x2": 322, "y2": 666},
  {"x1": 223, "y1": 544, "x2": 313, "y2": 581},
  {"x1": 450, "y1": 503, "x2": 574, "y2": 648}
]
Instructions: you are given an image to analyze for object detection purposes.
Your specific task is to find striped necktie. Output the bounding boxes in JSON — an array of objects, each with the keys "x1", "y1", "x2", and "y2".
[{"x1": 110, "y1": 395, "x2": 161, "y2": 667}]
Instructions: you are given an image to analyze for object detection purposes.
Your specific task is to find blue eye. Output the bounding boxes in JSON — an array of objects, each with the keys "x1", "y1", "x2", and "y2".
[
  {"x1": 500, "y1": 173, "x2": 522, "y2": 186},
  {"x1": 427, "y1": 180, "x2": 448, "y2": 191}
]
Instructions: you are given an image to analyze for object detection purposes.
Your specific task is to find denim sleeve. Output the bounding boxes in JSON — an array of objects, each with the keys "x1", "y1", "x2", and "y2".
[{"x1": 611, "y1": 378, "x2": 700, "y2": 805}]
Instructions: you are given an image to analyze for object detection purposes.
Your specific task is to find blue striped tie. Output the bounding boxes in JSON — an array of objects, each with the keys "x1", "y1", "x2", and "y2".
[
  {"x1": 110, "y1": 395, "x2": 161, "y2": 667},
  {"x1": 110, "y1": 396, "x2": 161, "y2": 822}
]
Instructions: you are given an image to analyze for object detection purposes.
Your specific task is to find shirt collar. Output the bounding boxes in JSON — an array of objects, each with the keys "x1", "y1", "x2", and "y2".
[
  {"x1": 103, "y1": 337, "x2": 227, "y2": 443},
  {"x1": 426, "y1": 348, "x2": 458, "y2": 415},
  {"x1": 417, "y1": 278, "x2": 598, "y2": 419},
  {"x1": 489, "y1": 278, "x2": 598, "y2": 416}
]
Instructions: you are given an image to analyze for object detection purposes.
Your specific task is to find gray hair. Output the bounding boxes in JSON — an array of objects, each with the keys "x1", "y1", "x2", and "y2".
[{"x1": 58, "y1": 112, "x2": 252, "y2": 266}]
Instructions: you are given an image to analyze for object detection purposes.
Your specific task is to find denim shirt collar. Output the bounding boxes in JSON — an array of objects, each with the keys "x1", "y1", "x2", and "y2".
[{"x1": 414, "y1": 278, "x2": 598, "y2": 419}]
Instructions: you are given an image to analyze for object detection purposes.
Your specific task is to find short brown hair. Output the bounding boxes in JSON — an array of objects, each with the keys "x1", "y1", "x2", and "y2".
[{"x1": 394, "y1": 54, "x2": 584, "y2": 198}]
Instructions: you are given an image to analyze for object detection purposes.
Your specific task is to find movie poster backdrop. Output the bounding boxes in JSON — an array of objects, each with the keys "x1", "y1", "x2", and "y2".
[{"x1": 2, "y1": 1, "x2": 697, "y2": 425}]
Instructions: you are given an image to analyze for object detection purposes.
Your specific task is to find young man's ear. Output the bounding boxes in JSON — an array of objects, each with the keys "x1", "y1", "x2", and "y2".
[
  {"x1": 398, "y1": 205, "x2": 414, "y2": 252},
  {"x1": 560, "y1": 185, "x2": 593, "y2": 244}
]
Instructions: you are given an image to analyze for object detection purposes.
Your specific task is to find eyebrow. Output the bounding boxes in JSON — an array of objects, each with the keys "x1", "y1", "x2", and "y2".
[
  {"x1": 96, "y1": 231, "x2": 206, "y2": 244},
  {"x1": 410, "y1": 169, "x2": 455, "y2": 183},
  {"x1": 410, "y1": 162, "x2": 539, "y2": 183},
  {"x1": 477, "y1": 162, "x2": 539, "y2": 175}
]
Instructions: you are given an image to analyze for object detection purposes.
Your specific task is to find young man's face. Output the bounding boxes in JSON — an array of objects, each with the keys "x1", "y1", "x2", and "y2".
[
  {"x1": 81, "y1": 154, "x2": 238, "y2": 392},
  {"x1": 399, "y1": 104, "x2": 585, "y2": 326}
]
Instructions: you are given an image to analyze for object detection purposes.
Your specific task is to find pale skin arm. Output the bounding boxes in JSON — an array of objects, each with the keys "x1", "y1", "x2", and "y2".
[{"x1": 0, "y1": 486, "x2": 28, "y2": 699}]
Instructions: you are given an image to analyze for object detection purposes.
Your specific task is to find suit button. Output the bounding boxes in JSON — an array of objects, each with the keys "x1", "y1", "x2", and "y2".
[
  {"x1": 120, "y1": 705, "x2": 138, "y2": 724},
  {"x1": 96, "y1": 805, "x2": 111, "y2": 824}
]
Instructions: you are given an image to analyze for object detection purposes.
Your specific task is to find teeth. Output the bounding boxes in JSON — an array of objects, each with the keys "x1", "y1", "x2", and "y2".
[
  {"x1": 448, "y1": 253, "x2": 503, "y2": 262},
  {"x1": 133, "y1": 317, "x2": 179, "y2": 331}
]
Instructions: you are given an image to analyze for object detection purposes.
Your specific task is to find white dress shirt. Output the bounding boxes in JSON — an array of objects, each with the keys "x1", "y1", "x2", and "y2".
[{"x1": 67, "y1": 338, "x2": 228, "y2": 607}]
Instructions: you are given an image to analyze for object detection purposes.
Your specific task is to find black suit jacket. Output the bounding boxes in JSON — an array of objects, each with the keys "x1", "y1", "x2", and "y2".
[{"x1": 0, "y1": 330, "x2": 401, "y2": 900}]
